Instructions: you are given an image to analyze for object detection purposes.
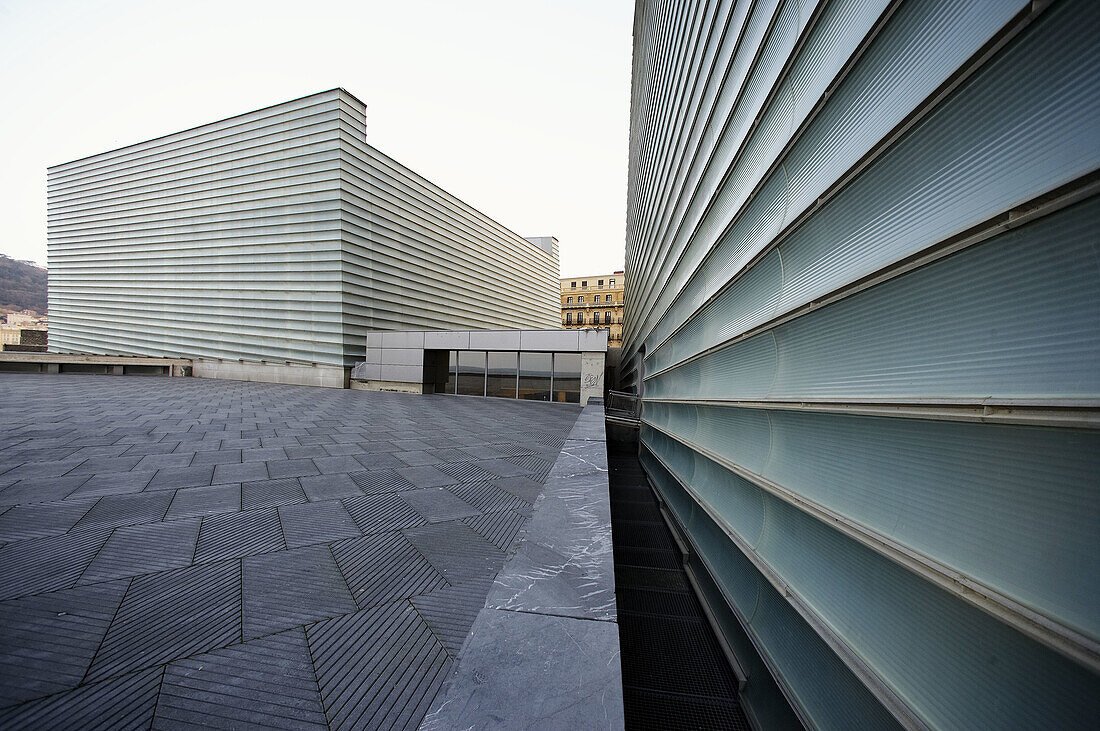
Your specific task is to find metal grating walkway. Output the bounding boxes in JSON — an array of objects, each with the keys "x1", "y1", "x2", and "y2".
[{"x1": 609, "y1": 439, "x2": 751, "y2": 731}]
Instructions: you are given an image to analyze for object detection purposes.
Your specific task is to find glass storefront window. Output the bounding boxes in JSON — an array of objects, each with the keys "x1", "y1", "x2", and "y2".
[
  {"x1": 487, "y1": 351, "x2": 518, "y2": 398},
  {"x1": 444, "y1": 350, "x2": 458, "y2": 394},
  {"x1": 519, "y1": 352, "x2": 552, "y2": 401},
  {"x1": 457, "y1": 350, "x2": 486, "y2": 396},
  {"x1": 553, "y1": 352, "x2": 581, "y2": 403}
]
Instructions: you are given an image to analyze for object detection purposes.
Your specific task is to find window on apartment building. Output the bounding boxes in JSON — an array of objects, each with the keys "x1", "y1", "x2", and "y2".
[
  {"x1": 567, "y1": 296, "x2": 573, "y2": 303},
  {"x1": 578, "y1": 295, "x2": 584, "y2": 303},
  {"x1": 592, "y1": 312, "x2": 601, "y2": 325},
  {"x1": 598, "y1": 279, "x2": 604, "y2": 287},
  {"x1": 566, "y1": 313, "x2": 572, "y2": 324},
  {"x1": 594, "y1": 295, "x2": 600, "y2": 303},
  {"x1": 576, "y1": 313, "x2": 584, "y2": 325},
  {"x1": 606, "y1": 311, "x2": 612, "y2": 322},
  {"x1": 610, "y1": 278, "x2": 615, "y2": 288},
  {"x1": 582, "y1": 281, "x2": 588, "y2": 287},
  {"x1": 571, "y1": 281, "x2": 577, "y2": 288}
]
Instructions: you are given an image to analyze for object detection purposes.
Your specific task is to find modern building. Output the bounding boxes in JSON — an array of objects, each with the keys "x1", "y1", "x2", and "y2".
[
  {"x1": 46, "y1": 89, "x2": 560, "y2": 387},
  {"x1": 623, "y1": 1, "x2": 1099, "y2": 729},
  {"x1": 560, "y1": 271, "x2": 625, "y2": 347}
]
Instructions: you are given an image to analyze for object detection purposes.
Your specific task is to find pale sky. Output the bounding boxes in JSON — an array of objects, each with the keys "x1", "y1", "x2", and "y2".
[{"x1": 0, "y1": 0, "x2": 632, "y2": 277}]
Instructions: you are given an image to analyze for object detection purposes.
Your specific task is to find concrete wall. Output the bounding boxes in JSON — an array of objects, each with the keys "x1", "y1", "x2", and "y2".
[{"x1": 192, "y1": 359, "x2": 348, "y2": 389}]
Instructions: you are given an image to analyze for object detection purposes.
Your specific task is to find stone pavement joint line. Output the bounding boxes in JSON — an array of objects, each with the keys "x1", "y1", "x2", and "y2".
[{"x1": 0, "y1": 374, "x2": 581, "y2": 730}]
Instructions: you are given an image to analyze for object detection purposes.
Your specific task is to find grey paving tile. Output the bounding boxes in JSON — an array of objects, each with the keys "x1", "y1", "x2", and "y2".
[
  {"x1": 300, "y1": 473, "x2": 363, "y2": 502},
  {"x1": 134, "y1": 453, "x2": 194, "y2": 471},
  {"x1": 190, "y1": 449, "x2": 242, "y2": 466},
  {"x1": 359, "y1": 440, "x2": 399, "y2": 454},
  {"x1": 396, "y1": 465, "x2": 458, "y2": 489},
  {"x1": 436, "y1": 461, "x2": 500, "y2": 484},
  {"x1": 448, "y1": 480, "x2": 530, "y2": 514},
  {"x1": 410, "y1": 578, "x2": 494, "y2": 656},
  {"x1": 79, "y1": 518, "x2": 200, "y2": 584},
  {"x1": 430, "y1": 447, "x2": 476, "y2": 462},
  {"x1": 464, "y1": 509, "x2": 529, "y2": 552},
  {"x1": 0, "y1": 527, "x2": 111, "y2": 600},
  {"x1": 223, "y1": 439, "x2": 263, "y2": 451},
  {"x1": 491, "y1": 475, "x2": 546, "y2": 504},
  {"x1": 242, "y1": 478, "x2": 307, "y2": 511},
  {"x1": 123, "y1": 441, "x2": 180, "y2": 456},
  {"x1": 342, "y1": 493, "x2": 427, "y2": 535},
  {"x1": 0, "y1": 665, "x2": 163, "y2": 730},
  {"x1": 307, "y1": 601, "x2": 451, "y2": 731},
  {"x1": 68, "y1": 471, "x2": 155, "y2": 499},
  {"x1": 87, "y1": 560, "x2": 241, "y2": 681},
  {"x1": 348, "y1": 469, "x2": 416, "y2": 495},
  {"x1": 395, "y1": 450, "x2": 443, "y2": 467},
  {"x1": 241, "y1": 446, "x2": 287, "y2": 462},
  {"x1": 320, "y1": 443, "x2": 365, "y2": 457},
  {"x1": 0, "y1": 458, "x2": 84, "y2": 480},
  {"x1": 311, "y1": 455, "x2": 367, "y2": 475},
  {"x1": 331, "y1": 532, "x2": 445, "y2": 609},
  {"x1": 146, "y1": 466, "x2": 214, "y2": 491},
  {"x1": 0, "y1": 498, "x2": 98, "y2": 542},
  {"x1": 399, "y1": 488, "x2": 481, "y2": 523},
  {"x1": 392, "y1": 439, "x2": 434, "y2": 452},
  {"x1": 403, "y1": 521, "x2": 506, "y2": 584},
  {"x1": 211, "y1": 460, "x2": 268, "y2": 485},
  {"x1": 69, "y1": 456, "x2": 144, "y2": 475},
  {"x1": 284, "y1": 445, "x2": 329, "y2": 460},
  {"x1": 504, "y1": 453, "x2": 556, "y2": 482},
  {"x1": 278, "y1": 500, "x2": 360, "y2": 548},
  {"x1": 266, "y1": 458, "x2": 320, "y2": 480},
  {"x1": 194, "y1": 508, "x2": 285, "y2": 563},
  {"x1": 0, "y1": 474, "x2": 90, "y2": 505},
  {"x1": 353, "y1": 451, "x2": 406, "y2": 470},
  {"x1": 242, "y1": 545, "x2": 357, "y2": 639},
  {"x1": 0, "y1": 580, "x2": 129, "y2": 707},
  {"x1": 153, "y1": 628, "x2": 327, "y2": 730},
  {"x1": 74, "y1": 491, "x2": 173, "y2": 531},
  {"x1": 165, "y1": 484, "x2": 241, "y2": 520},
  {"x1": 474, "y1": 458, "x2": 535, "y2": 478}
]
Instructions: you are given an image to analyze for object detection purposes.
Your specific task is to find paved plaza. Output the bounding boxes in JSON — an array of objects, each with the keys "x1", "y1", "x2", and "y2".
[{"x1": 0, "y1": 374, "x2": 582, "y2": 729}]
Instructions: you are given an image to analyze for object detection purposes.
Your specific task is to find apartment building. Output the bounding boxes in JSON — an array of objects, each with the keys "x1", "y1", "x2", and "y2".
[{"x1": 560, "y1": 271, "x2": 625, "y2": 348}]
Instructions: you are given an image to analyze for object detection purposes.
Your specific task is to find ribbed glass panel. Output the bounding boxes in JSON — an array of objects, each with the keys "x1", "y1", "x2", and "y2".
[
  {"x1": 643, "y1": 430, "x2": 1100, "y2": 729},
  {"x1": 645, "y1": 195, "x2": 1100, "y2": 400},
  {"x1": 640, "y1": 442, "x2": 903, "y2": 730},
  {"x1": 628, "y1": 0, "x2": 1028, "y2": 364}
]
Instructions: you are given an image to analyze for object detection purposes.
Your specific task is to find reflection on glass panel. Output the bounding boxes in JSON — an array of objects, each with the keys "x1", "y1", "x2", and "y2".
[
  {"x1": 519, "y1": 352, "x2": 552, "y2": 401},
  {"x1": 487, "y1": 351, "x2": 518, "y2": 398},
  {"x1": 457, "y1": 351, "x2": 486, "y2": 396},
  {"x1": 553, "y1": 352, "x2": 581, "y2": 403},
  {"x1": 444, "y1": 350, "x2": 458, "y2": 394}
]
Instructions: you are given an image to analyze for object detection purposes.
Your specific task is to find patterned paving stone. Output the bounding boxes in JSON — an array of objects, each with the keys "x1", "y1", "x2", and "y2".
[
  {"x1": 342, "y1": 494, "x2": 426, "y2": 535},
  {"x1": 0, "y1": 580, "x2": 129, "y2": 707},
  {"x1": 0, "y1": 458, "x2": 84, "y2": 481},
  {"x1": 312, "y1": 455, "x2": 368, "y2": 475},
  {"x1": 436, "y1": 461, "x2": 499, "y2": 484},
  {"x1": 463, "y1": 509, "x2": 529, "y2": 552},
  {"x1": 0, "y1": 665, "x2": 163, "y2": 730},
  {"x1": 79, "y1": 519, "x2": 200, "y2": 584},
  {"x1": 300, "y1": 473, "x2": 363, "y2": 502},
  {"x1": 266, "y1": 459, "x2": 320, "y2": 479},
  {"x1": 73, "y1": 491, "x2": 173, "y2": 531},
  {"x1": 348, "y1": 469, "x2": 416, "y2": 495},
  {"x1": 190, "y1": 449, "x2": 242, "y2": 465},
  {"x1": 279, "y1": 501, "x2": 360, "y2": 548},
  {"x1": 146, "y1": 466, "x2": 214, "y2": 491},
  {"x1": 399, "y1": 488, "x2": 480, "y2": 523},
  {"x1": 68, "y1": 471, "x2": 155, "y2": 499},
  {"x1": 490, "y1": 475, "x2": 545, "y2": 504},
  {"x1": 68, "y1": 456, "x2": 144, "y2": 475},
  {"x1": 0, "y1": 498, "x2": 98, "y2": 542},
  {"x1": 212, "y1": 460, "x2": 269, "y2": 485},
  {"x1": 242, "y1": 545, "x2": 357, "y2": 639},
  {"x1": 0, "y1": 474, "x2": 90, "y2": 505},
  {"x1": 242, "y1": 478, "x2": 307, "y2": 510},
  {"x1": 331, "y1": 532, "x2": 446, "y2": 609},
  {"x1": 194, "y1": 508, "x2": 285, "y2": 563},
  {"x1": 411, "y1": 578, "x2": 495, "y2": 656},
  {"x1": 134, "y1": 453, "x2": 194, "y2": 471},
  {"x1": 242, "y1": 446, "x2": 287, "y2": 462},
  {"x1": 505, "y1": 453, "x2": 556, "y2": 482},
  {"x1": 153, "y1": 628, "x2": 327, "y2": 730},
  {"x1": 396, "y1": 465, "x2": 458, "y2": 489},
  {"x1": 448, "y1": 481, "x2": 529, "y2": 514},
  {"x1": 307, "y1": 601, "x2": 452, "y2": 731},
  {"x1": 0, "y1": 528, "x2": 111, "y2": 600},
  {"x1": 473, "y1": 458, "x2": 534, "y2": 478},
  {"x1": 165, "y1": 484, "x2": 241, "y2": 520},
  {"x1": 86, "y1": 561, "x2": 241, "y2": 682},
  {"x1": 403, "y1": 521, "x2": 506, "y2": 584}
]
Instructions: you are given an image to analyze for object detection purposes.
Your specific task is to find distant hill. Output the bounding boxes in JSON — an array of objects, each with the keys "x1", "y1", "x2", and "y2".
[{"x1": 0, "y1": 254, "x2": 47, "y2": 314}]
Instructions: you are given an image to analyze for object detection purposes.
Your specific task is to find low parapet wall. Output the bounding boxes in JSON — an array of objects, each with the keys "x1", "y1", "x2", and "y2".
[{"x1": 0, "y1": 353, "x2": 191, "y2": 376}]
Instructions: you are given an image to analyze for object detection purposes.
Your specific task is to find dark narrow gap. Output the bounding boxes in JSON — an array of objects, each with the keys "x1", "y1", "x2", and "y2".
[{"x1": 609, "y1": 431, "x2": 751, "y2": 731}]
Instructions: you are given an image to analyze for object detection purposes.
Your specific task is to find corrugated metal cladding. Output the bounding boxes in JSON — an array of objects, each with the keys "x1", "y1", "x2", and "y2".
[
  {"x1": 47, "y1": 89, "x2": 559, "y2": 367},
  {"x1": 623, "y1": 0, "x2": 1099, "y2": 728}
]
